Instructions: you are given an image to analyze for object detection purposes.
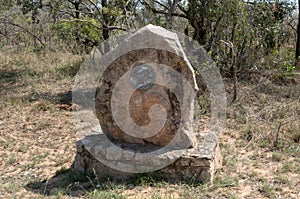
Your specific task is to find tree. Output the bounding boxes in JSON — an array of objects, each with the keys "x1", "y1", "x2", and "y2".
[
  {"x1": 51, "y1": 0, "x2": 137, "y2": 52},
  {"x1": 0, "y1": 0, "x2": 46, "y2": 47},
  {"x1": 296, "y1": 0, "x2": 300, "y2": 65},
  {"x1": 17, "y1": 0, "x2": 43, "y2": 23}
]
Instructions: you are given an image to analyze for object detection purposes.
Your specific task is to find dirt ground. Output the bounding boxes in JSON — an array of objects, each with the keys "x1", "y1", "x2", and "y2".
[{"x1": 0, "y1": 49, "x2": 299, "y2": 198}]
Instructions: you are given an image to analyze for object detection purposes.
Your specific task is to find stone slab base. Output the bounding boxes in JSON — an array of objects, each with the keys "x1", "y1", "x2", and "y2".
[{"x1": 72, "y1": 133, "x2": 222, "y2": 184}]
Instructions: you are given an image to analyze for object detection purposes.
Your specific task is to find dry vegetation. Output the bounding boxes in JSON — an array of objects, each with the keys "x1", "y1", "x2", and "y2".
[{"x1": 0, "y1": 47, "x2": 299, "y2": 198}]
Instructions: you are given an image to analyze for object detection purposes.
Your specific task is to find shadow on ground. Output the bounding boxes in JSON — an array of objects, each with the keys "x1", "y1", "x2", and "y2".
[
  {"x1": 25, "y1": 167, "x2": 196, "y2": 197},
  {"x1": 25, "y1": 168, "x2": 88, "y2": 197},
  {"x1": 0, "y1": 66, "x2": 38, "y2": 93}
]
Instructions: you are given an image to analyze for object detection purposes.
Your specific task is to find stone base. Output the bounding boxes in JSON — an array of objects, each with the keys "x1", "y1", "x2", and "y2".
[{"x1": 72, "y1": 133, "x2": 222, "y2": 184}]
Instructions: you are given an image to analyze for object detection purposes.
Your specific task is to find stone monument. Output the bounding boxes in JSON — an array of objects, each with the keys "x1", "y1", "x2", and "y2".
[{"x1": 72, "y1": 24, "x2": 225, "y2": 183}]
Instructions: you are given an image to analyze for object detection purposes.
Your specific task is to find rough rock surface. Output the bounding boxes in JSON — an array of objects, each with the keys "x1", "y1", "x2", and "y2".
[
  {"x1": 95, "y1": 24, "x2": 198, "y2": 147},
  {"x1": 73, "y1": 24, "x2": 223, "y2": 183},
  {"x1": 72, "y1": 132, "x2": 222, "y2": 183}
]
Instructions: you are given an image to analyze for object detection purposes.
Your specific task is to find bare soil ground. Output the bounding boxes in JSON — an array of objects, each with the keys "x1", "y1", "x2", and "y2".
[{"x1": 0, "y1": 49, "x2": 299, "y2": 198}]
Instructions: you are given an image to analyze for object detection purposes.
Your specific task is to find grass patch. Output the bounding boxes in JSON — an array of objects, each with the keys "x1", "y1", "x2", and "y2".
[
  {"x1": 54, "y1": 58, "x2": 83, "y2": 79},
  {"x1": 0, "y1": 50, "x2": 299, "y2": 198},
  {"x1": 271, "y1": 152, "x2": 283, "y2": 162},
  {"x1": 130, "y1": 173, "x2": 165, "y2": 187},
  {"x1": 280, "y1": 161, "x2": 299, "y2": 173},
  {"x1": 86, "y1": 189, "x2": 126, "y2": 199},
  {"x1": 259, "y1": 183, "x2": 275, "y2": 199},
  {"x1": 33, "y1": 152, "x2": 49, "y2": 163},
  {"x1": 213, "y1": 176, "x2": 238, "y2": 188},
  {"x1": 224, "y1": 156, "x2": 238, "y2": 171},
  {"x1": 272, "y1": 175, "x2": 291, "y2": 185},
  {"x1": 5, "y1": 154, "x2": 18, "y2": 165}
]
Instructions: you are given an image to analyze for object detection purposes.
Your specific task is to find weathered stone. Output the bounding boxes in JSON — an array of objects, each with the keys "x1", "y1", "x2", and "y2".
[
  {"x1": 72, "y1": 133, "x2": 222, "y2": 183},
  {"x1": 95, "y1": 24, "x2": 198, "y2": 147},
  {"x1": 72, "y1": 24, "x2": 223, "y2": 184}
]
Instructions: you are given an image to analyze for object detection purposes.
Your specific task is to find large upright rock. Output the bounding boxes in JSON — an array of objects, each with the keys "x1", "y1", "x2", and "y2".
[
  {"x1": 72, "y1": 24, "x2": 224, "y2": 183},
  {"x1": 95, "y1": 24, "x2": 199, "y2": 147}
]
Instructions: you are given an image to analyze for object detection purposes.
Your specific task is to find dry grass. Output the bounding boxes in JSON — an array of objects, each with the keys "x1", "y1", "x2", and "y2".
[{"x1": 0, "y1": 48, "x2": 299, "y2": 198}]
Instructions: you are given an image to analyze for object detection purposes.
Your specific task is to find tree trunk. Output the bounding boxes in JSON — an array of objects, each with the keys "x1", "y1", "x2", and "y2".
[
  {"x1": 166, "y1": 0, "x2": 178, "y2": 29},
  {"x1": 191, "y1": 17, "x2": 206, "y2": 46},
  {"x1": 295, "y1": 0, "x2": 300, "y2": 66},
  {"x1": 102, "y1": 0, "x2": 110, "y2": 53},
  {"x1": 72, "y1": 0, "x2": 81, "y2": 49},
  {"x1": 74, "y1": 1, "x2": 80, "y2": 19}
]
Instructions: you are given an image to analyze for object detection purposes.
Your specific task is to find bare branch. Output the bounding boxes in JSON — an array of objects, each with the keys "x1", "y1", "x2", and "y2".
[
  {"x1": 61, "y1": 19, "x2": 127, "y2": 31},
  {"x1": 152, "y1": 9, "x2": 186, "y2": 18},
  {"x1": 143, "y1": 1, "x2": 187, "y2": 18},
  {"x1": 81, "y1": 1, "x2": 96, "y2": 14},
  {"x1": 125, "y1": 0, "x2": 131, "y2": 7},
  {"x1": 57, "y1": 9, "x2": 76, "y2": 18},
  {"x1": 106, "y1": 26, "x2": 127, "y2": 31},
  {"x1": 286, "y1": 19, "x2": 297, "y2": 32},
  {"x1": 152, "y1": 0, "x2": 170, "y2": 10},
  {"x1": 87, "y1": 0, "x2": 102, "y2": 16},
  {"x1": 0, "y1": 21, "x2": 44, "y2": 46},
  {"x1": 177, "y1": 3, "x2": 187, "y2": 15},
  {"x1": 62, "y1": 9, "x2": 94, "y2": 16}
]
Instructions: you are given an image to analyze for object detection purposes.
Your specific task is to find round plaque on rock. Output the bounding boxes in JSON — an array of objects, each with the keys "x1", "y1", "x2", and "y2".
[{"x1": 130, "y1": 64, "x2": 156, "y2": 90}]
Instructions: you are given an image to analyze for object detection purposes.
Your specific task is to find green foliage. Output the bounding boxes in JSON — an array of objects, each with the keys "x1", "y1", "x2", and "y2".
[
  {"x1": 260, "y1": 183, "x2": 275, "y2": 199},
  {"x1": 16, "y1": 0, "x2": 43, "y2": 22},
  {"x1": 213, "y1": 0, "x2": 295, "y2": 74},
  {"x1": 285, "y1": 61, "x2": 296, "y2": 76},
  {"x1": 0, "y1": 0, "x2": 16, "y2": 10},
  {"x1": 53, "y1": 19, "x2": 101, "y2": 47},
  {"x1": 0, "y1": 0, "x2": 298, "y2": 76}
]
